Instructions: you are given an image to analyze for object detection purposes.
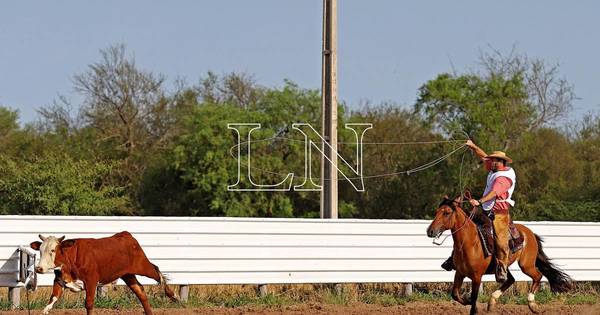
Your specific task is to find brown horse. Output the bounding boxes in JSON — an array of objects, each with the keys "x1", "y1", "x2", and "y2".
[{"x1": 426, "y1": 196, "x2": 573, "y2": 315}]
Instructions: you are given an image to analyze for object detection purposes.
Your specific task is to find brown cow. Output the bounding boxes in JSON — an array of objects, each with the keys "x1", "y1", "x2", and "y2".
[{"x1": 30, "y1": 231, "x2": 179, "y2": 315}]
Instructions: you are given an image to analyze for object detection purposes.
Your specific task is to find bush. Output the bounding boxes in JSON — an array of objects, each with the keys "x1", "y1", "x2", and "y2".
[{"x1": 0, "y1": 153, "x2": 131, "y2": 215}]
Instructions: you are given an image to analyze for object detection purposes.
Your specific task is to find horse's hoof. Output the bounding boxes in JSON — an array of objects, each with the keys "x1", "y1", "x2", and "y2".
[
  {"x1": 462, "y1": 293, "x2": 472, "y2": 304},
  {"x1": 487, "y1": 297, "x2": 496, "y2": 312},
  {"x1": 528, "y1": 302, "x2": 540, "y2": 314}
]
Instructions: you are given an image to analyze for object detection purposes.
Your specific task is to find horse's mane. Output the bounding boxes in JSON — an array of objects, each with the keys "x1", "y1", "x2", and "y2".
[
  {"x1": 438, "y1": 198, "x2": 456, "y2": 209},
  {"x1": 439, "y1": 198, "x2": 465, "y2": 213},
  {"x1": 439, "y1": 197, "x2": 474, "y2": 224}
]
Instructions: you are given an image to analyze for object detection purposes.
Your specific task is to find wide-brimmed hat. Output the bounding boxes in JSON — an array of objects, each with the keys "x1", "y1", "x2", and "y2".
[{"x1": 486, "y1": 151, "x2": 513, "y2": 163}]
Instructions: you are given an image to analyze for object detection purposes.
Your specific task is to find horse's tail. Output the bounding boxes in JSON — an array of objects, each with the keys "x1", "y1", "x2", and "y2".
[{"x1": 534, "y1": 234, "x2": 574, "y2": 293}]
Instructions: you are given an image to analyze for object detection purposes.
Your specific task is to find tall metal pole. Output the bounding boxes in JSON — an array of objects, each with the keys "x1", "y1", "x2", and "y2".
[{"x1": 321, "y1": 0, "x2": 338, "y2": 219}]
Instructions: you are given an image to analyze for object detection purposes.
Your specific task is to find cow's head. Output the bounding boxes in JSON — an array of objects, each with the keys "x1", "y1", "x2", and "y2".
[{"x1": 30, "y1": 234, "x2": 74, "y2": 273}]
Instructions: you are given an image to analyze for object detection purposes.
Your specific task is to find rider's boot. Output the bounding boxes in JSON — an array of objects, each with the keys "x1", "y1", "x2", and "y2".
[
  {"x1": 441, "y1": 256, "x2": 454, "y2": 271},
  {"x1": 495, "y1": 262, "x2": 508, "y2": 283}
]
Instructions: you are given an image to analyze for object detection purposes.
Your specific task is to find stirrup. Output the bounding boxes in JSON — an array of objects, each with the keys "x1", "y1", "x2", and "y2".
[{"x1": 441, "y1": 257, "x2": 454, "y2": 271}]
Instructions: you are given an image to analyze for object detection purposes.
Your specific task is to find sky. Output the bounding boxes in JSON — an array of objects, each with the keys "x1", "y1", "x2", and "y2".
[{"x1": 1, "y1": 1, "x2": 599, "y2": 125}]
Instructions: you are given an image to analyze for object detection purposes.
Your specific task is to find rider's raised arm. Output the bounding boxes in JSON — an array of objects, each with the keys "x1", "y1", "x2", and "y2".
[{"x1": 466, "y1": 139, "x2": 488, "y2": 161}]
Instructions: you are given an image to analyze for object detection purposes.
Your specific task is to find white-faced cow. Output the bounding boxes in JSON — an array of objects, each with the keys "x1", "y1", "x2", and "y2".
[{"x1": 30, "y1": 231, "x2": 178, "y2": 315}]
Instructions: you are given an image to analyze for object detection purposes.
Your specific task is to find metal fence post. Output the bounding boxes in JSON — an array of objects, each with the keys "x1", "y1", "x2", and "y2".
[
  {"x1": 96, "y1": 285, "x2": 108, "y2": 298},
  {"x1": 402, "y1": 283, "x2": 413, "y2": 296},
  {"x1": 179, "y1": 285, "x2": 189, "y2": 302},
  {"x1": 334, "y1": 283, "x2": 343, "y2": 295},
  {"x1": 9, "y1": 287, "x2": 21, "y2": 309},
  {"x1": 257, "y1": 284, "x2": 268, "y2": 297}
]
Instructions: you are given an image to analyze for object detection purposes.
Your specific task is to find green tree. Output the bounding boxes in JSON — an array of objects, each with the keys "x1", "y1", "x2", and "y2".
[
  {"x1": 72, "y1": 44, "x2": 183, "y2": 186},
  {"x1": 0, "y1": 106, "x2": 39, "y2": 158},
  {"x1": 415, "y1": 50, "x2": 575, "y2": 152},
  {"x1": 144, "y1": 103, "x2": 294, "y2": 217},
  {"x1": 571, "y1": 113, "x2": 600, "y2": 201},
  {"x1": 510, "y1": 128, "x2": 583, "y2": 220},
  {"x1": 343, "y1": 105, "x2": 464, "y2": 219},
  {"x1": 138, "y1": 78, "x2": 359, "y2": 218},
  {"x1": 415, "y1": 72, "x2": 531, "y2": 151},
  {"x1": 0, "y1": 153, "x2": 130, "y2": 215}
]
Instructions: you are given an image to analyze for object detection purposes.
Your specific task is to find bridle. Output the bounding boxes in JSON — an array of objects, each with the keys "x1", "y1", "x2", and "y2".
[{"x1": 432, "y1": 191, "x2": 477, "y2": 246}]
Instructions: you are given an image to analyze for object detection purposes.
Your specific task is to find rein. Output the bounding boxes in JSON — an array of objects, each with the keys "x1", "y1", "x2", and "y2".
[
  {"x1": 432, "y1": 191, "x2": 477, "y2": 246},
  {"x1": 432, "y1": 206, "x2": 476, "y2": 246}
]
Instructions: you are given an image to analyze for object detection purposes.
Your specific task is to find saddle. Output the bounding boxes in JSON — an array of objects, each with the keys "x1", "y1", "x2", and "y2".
[{"x1": 473, "y1": 210, "x2": 524, "y2": 257}]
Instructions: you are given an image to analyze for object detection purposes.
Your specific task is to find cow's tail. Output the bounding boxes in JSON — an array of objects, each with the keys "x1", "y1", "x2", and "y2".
[{"x1": 153, "y1": 264, "x2": 180, "y2": 302}]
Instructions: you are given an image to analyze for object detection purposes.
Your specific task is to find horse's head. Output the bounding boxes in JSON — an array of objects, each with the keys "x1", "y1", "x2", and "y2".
[{"x1": 426, "y1": 195, "x2": 463, "y2": 238}]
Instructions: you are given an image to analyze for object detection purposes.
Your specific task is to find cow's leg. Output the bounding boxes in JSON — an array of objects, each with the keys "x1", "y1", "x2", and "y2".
[
  {"x1": 122, "y1": 274, "x2": 153, "y2": 315},
  {"x1": 83, "y1": 279, "x2": 98, "y2": 315},
  {"x1": 43, "y1": 279, "x2": 64, "y2": 315}
]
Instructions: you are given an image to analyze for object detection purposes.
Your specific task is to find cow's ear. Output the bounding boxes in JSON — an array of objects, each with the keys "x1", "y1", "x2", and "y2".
[
  {"x1": 60, "y1": 240, "x2": 75, "y2": 248},
  {"x1": 30, "y1": 241, "x2": 42, "y2": 250},
  {"x1": 58, "y1": 236, "x2": 65, "y2": 242}
]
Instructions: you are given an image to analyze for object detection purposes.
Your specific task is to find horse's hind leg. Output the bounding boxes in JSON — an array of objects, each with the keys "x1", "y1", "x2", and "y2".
[
  {"x1": 488, "y1": 270, "x2": 515, "y2": 311},
  {"x1": 520, "y1": 255, "x2": 543, "y2": 313},
  {"x1": 521, "y1": 265, "x2": 543, "y2": 313}
]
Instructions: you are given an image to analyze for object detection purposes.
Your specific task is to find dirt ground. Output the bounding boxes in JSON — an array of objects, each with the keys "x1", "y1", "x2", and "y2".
[{"x1": 4, "y1": 302, "x2": 600, "y2": 315}]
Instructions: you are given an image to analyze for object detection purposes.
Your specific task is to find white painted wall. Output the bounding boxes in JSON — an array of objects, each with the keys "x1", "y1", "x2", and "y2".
[{"x1": 1, "y1": 215, "x2": 599, "y2": 287}]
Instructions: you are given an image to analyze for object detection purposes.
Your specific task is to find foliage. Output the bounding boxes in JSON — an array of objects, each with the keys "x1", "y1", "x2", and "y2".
[
  {"x1": 144, "y1": 102, "x2": 297, "y2": 217},
  {"x1": 0, "y1": 46, "x2": 597, "y2": 220},
  {"x1": 517, "y1": 199, "x2": 600, "y2": 222},
  {"x1": 415, "y1": 72, "x2": 532, "y2": 151},
  {"x1": 342, "y1": 105, "x2": 462, "y2": 219},
  {"x1": 0, "y1": 153, "x2": 130, "y2": 215}
]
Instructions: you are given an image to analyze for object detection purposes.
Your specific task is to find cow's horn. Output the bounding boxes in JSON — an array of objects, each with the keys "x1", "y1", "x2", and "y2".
[{"x1": 39, "y1": 234, "x2": 47, "y2": 241}]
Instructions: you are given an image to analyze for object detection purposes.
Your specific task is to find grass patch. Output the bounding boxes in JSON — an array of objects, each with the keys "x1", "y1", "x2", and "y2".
[
  {"x1": 0, "y1": 300, "x2": 11, "y2": 310},
  {"x1": 361, "y1": 293, "x2": 404, "y2": 306},
  {"x1": 197, "y1": 292, "x2": 292, "y2": 308},
  {"x1": 323, "y1": 291, "x2": 351, "y2": 305},
  {"x1": 497, "y1": 288, "x2": 559, "y2": 305},
  {"x1": 407, "y1": 291, "x2": 452, "y2": 303},
  {"x1": 1, "y1": 282, "x2": 599, "y2": 311},
  {"x1": 565, "y1": 294, "x2": 598, "y2": 305}
]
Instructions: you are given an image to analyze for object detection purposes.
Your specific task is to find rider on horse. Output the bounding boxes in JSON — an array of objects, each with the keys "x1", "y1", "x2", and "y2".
[{"x1": 441, "y1": 139, "x2": 516, "y2": 283}]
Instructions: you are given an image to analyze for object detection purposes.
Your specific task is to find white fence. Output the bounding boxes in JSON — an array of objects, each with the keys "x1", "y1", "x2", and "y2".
[{"x1": 2, "y1": 215, "x2": 600, "y2": 289}]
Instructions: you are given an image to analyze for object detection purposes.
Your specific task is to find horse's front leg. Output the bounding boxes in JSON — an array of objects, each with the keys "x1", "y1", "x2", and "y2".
[
  {"x1": 468, "y1": 275, "x2": 482, "y2": 315},
  {"x1": 451, "y1": 272, "x2": 468, "y2": 305}
]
